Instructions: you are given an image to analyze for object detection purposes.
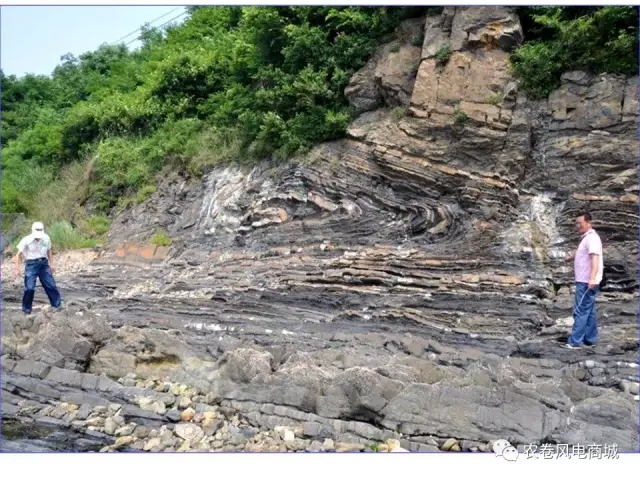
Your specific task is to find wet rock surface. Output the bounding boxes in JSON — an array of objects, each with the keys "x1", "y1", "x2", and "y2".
[{"x1": 2, "y1": 7, "x2": 639, "y2": 453}]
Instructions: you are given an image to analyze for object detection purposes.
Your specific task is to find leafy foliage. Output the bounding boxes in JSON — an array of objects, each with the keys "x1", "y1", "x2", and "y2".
[
  {"x1": 151, "y1": 229, "x2": 173, "y2": 247},
  {"x1": 2, "y1": 6, "x2": 430, "y2": 222},
  {"x1": 511, "y1": 6, "x2": 638, "y2": 99}
]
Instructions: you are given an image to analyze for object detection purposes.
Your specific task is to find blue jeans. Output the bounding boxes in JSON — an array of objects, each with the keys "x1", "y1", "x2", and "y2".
[
  {"x1": 22, "y1": 258, "x2": 62, "y2": 313},
  {"x1": 568, "y1": 282, "x2": 599, "y2": 346}
]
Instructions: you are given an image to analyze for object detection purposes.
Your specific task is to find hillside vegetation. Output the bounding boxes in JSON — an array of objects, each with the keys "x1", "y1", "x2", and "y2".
[{"x1": 1, "y1": 6, "x2": 637, "y2": 249}]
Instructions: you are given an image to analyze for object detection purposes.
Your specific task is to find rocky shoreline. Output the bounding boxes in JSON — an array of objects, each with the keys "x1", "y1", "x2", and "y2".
[
  {"x1": 2, "y1": 303, "x2": 638, "y2": 453},
  {"x1": 6, "y1": 361, "x2": 636, "y2": 454}
]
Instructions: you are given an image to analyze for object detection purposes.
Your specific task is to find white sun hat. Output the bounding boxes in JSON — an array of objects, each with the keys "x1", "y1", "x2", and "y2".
[{"x1": 31, "y1": 221, "x2": 45, "y2": 239}]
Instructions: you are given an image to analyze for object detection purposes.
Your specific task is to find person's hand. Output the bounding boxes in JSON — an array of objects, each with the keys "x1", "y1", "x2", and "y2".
[
  {"x1": 564, "y1": 254, "x2": 573, "y2": 262},
  {"x1": 588, "y1": 281, "x2": 598, "y2": 290},
  {"x1": 14, "y1": 268, "x2": 20, "y2": 281},
  {"x1": 50, "y1": 267, "x2": 55, "y2": 275}
]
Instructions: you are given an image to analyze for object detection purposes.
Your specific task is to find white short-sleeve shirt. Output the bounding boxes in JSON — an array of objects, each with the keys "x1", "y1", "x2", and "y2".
[{"x1": 17, "y1": 233, "x2": 51, "y2": 260}]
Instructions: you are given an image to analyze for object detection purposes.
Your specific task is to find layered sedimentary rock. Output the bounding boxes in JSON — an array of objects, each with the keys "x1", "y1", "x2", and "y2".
[{"x1": 2, "y1": 7, "x2": 638, "y2": 452}]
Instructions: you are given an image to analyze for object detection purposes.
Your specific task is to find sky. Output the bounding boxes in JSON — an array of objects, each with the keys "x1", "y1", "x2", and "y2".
[{"x1": 1, "y1": 5, "x2": 186, "y2": 77}]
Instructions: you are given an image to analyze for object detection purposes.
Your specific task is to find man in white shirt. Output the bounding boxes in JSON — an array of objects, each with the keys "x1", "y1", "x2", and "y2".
[{"x1": 13, "y1": 222, "x2": 62, "y2": 315}]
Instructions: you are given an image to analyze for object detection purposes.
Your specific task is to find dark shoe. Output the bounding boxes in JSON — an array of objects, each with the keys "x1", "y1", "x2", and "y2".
[
  {"x1": 23, "y1": 311, "x2": 32, "y2": 316},
  {"x1": 561, "y1": 343, "x2": 582, "y2": 350},
  {"x1": 584, "y1": 342, "x2": 596, "y2": 348}
]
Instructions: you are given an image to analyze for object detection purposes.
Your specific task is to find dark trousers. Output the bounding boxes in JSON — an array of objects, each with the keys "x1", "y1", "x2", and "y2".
[
  {"x1": 568, "y1": 282, "x2": 599, "y2": 346},
  {"x1": 22, "y1": 258, "x2": 61, "y2": 313}
]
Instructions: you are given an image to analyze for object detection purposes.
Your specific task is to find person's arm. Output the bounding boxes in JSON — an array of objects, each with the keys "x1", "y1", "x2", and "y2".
[
  {"x1": 14, "y1": 252, "x2": 22, "y2": 277},
  {"x1": 588, "y1": 254, "x2": 599, "y2": 289},
  {"x1": 47, "y1": 240, "x2": 55, "y2": 273},
  {"x1": 587, "y1": 235, "x2": 602, "y2": 289},
  {"x1": 14, "y1": 238, "x2": 25, "y2": 278}
]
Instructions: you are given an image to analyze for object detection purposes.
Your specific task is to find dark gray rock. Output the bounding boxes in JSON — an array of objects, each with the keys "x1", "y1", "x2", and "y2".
[{"x1": 164, "y1": 409, "x2": 182, "y2": 423}]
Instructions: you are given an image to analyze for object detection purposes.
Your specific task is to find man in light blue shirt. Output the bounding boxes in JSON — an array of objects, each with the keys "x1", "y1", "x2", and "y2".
[{"x1": 13, "y1": 222, "x2": 62, "y2": 315}]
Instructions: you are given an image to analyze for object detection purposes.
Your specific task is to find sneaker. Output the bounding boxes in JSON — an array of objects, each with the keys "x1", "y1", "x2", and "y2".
[
  {"x1": 584, "y1": 342, "x2": 596, "y2": 348},
  {"x1": 561, "y1": 343, "x2": 582, "y2": 350}
]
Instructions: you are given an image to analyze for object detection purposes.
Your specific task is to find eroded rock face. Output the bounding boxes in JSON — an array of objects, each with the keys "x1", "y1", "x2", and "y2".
[
  {"x1": 2, "y1": 8, "x2": 638, "y2": 452},
  {"x1": 345, "y1": 17, "x2": 424, "y2": 115}
]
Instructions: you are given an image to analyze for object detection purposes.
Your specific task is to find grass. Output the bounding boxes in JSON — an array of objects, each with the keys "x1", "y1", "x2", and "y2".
[
  {"x1": 85, "y1": 215, "x2": 110, "y2": 236},
  {"x1": 185, "y1": 127, "x2": 244, "y2": 177},
  {"x1": 136, "y1": 185, "x2": 157, "y2": 204},
  {"x1": 411, "y1": 34, "x2": 424, "y2": 47},
  {"x1": 391, "y1": 106, "x2": 407, "y2": 120},
  {"x1": 3, "y1": 158, "x2": 110, "y2": 251},
  {"x1": 453, "y1": 106, "x2": 468, "y2": 124},
  {"x1": 48, "y1": 221, "x2": 101, "y2": 250},
  {"x1": 151, "y1": 230, "x2": 172, "y2": 247},
  {"x1": 485, "y1": 94, "x2": 503, "y2": 106},
  {"x1": 434, "y1": 46, "x2": 452, "y2": 65}
]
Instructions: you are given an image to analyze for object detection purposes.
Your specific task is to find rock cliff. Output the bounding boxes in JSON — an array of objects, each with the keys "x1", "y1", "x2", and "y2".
[{"x1": 2, "y1": 7, "x2": 638, "y2": 453}]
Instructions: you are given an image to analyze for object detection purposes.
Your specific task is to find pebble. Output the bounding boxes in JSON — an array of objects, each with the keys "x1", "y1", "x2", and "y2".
[
  {"x1": 175, "y1": 423, "x2": 205, "y2": 444},
  {"x1": 323, "y1": 438, "x2": 335, "y2": 451},
  {"x1": 132, "y1": 440, "x2": 146, "y2": 451},
  {"x1": 181, "y1": 407, "x2": 196, "y2": 422},
  {"x1": 155, "y1": 384, "x2": 166, "y2": 393},
  {"x1": 114, "y1": 436, "x2": 135, "y2": 448},
  {"x1": 274, "y1": 426, "x2": 295, "y2": 442},
  {"x1": 305, "y1": 441, "x2": 325, "y2": 452},
  {"x1": 441, "y1": 438, "x2": 459, "y2": 451},
  {"x1": 40, "y1": 406, "x2": 54, "y2": 417},
  {"x1": 387, "y1": 439, "x2": 409, "y2": 452},
  {"x1": 176, "y1": 440, "x2": 192, "y2": 453},
  {"x1": 335, "y1": 443, "x2": 363, "y2": 452},
  {"x1": 93, "y1": 406, "x2": 108, "y2": 414},
  {"x1": 634, "y1": 395, "x2": 639, "y2": 402},
  {"x1": 138, "y1": 398, "x2": 166, "y2": 415},
  {"x1": 134, "y1": 425, "x2": 150, "y2": 439},
  {"x1": 75, "y1": 405, "x2": 92, "y2": 421},
  {"x1": 85, "y1": 417, "x2": 104, "y2": 427},
  {"x1": 143, "y1": 437, "x2": 162, "y2": 451},
  {"x1": 177, "y1": 396, "x2": 193, "y2": 409},
  {"x1": 104, "y1": 417, "x2": 117, "y2": 435},
  {"x1": 109, "y1": 403, "x2": 122, "y2": 413},
  {"x1": 115, "y1": 425, "x2": 135, "y2": 437},
  {"x1": 60, "y1": 403, "x2": 78, "y2": 412},
  {"x1": 165, "y1": 409, "x2": 182, "y2": 423}
]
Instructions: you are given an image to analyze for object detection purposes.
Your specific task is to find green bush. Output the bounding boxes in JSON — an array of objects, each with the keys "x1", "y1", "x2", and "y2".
[
  {"x1": 84, "y1": 215, "x2": 111, "y2": 236},
  {"x1": 136, "y1": 185, "x2": 157, "y2": 204},
  {"x1": 391, "y1": 106, "x2": 407, "y2": 120},
  {"x1": 453, "y1": 106, "x2": 468, "y2": 124},
  {"x1": 434, "y1": 46, "x2": 452, "y2": 64},
  {"x1": 48, "y1": 221, "x2": 100, "y2": 250},
  {"x1": 151, "y1": 230, "x2": 173, "y2": 247},
  {"x1": 511, "y1": 7, "x2": 638, "y2": 99}
]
